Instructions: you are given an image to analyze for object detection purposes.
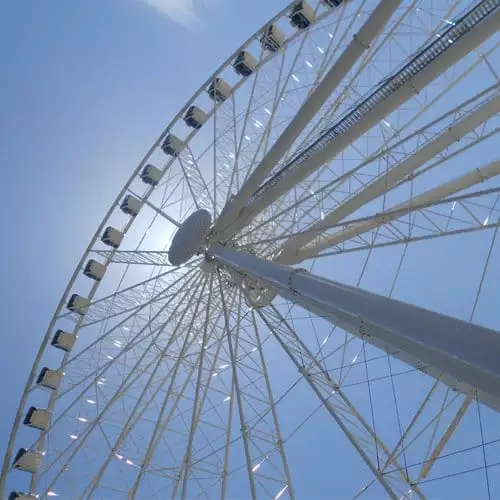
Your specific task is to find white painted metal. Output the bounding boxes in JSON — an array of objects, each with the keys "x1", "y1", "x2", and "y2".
[
  {"x1": 168, "y1": 209, "x2": 212, "y2": 265},
  {"x1": 208, "y1": 78, "x2": 232, "y2": 103},
  {"x1": 23, "y1": 408, "x2": 52, "y2": 432},
  {"x1": 83, "y1": 259, "x2": 106, "y2": 281},
  {"x1": 215, "y1": 3, "x2": 500, "y2": 242},
  {"x1": 140, "y1": 197, "x2": 182, "y2": 228},
  {"x1": 252, "y1": 302, "x2": 423, "y2": 499},
  {"x1": 235, "y1": 185, "x2": 500, "y2": 255},
  {"x1": 120, "y1": 194, "x2": 143, "y2": 216},
  {"x1": 50, "y1": 330, "x2": 76, "y2": 352},
  {"x1": 260, "y1": 24, "x2": 286, "y2": 52},
  {"x1": 289, "y1": 1, "x2": 315, "y2": 29},
  {"x1": 235, "y1": 82, "x2": 500, "y2": 247},
  {"x1": 233, "y1": 50, "x2": 257, "y2": 76},
  {"x1": 4, "y1": 1, "x2": 500, "y2": 498},
  {"x1": 40, "y1": 273, "x2": 205, "y2": 498},
  {"x1": 80, "y1": 277, "x2": 209, "y2": 499},
  {"x1": 67, "y1": 294, "x2": 90, "y2": 315},
  {"x1": 140, "y1": 164, "x2": 162, "y2": 186},
  {"x1": 217, "y1": 276, "x2": 259, "y2": 500},
  {"x1": 417, "y1": 392, "x2": 474, "y2": 481},
  {"x1": 36, "y1": 368, "x2": 63, "y2": 392},
  {"x1": 12, "y1": 451, "x2": 44, "y2": 474},
  {"x1": 210, "y1": 245, "x2": 500, "y2": 411},
  {"x1": 161, "y1": 134, "x2": 184, "y2": 156},
  {"x1": 126, "y1": 278, "x2": 210, "y2": 499},
  {"x1": 101, "y1": 226, "x2": 123, "y2": 249},
  {"x1": 281, "y1": 158, "x2": 500, "y2": 263},
  {"x1": 184, "y1": 106, "x2": 207, "y2": 129},
  {"x1": 213, "y1": 0, "x2": 402, "y2": 238}
]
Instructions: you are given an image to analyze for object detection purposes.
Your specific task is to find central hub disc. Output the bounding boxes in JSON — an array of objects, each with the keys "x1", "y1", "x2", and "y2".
[{"x1": 168, "y1": 209, "x2": 212, "y2": 266}]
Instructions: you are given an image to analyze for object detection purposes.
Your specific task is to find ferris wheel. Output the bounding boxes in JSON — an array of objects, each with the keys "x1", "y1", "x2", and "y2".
[{"x1": 3, "y1": 0, "x2": 500, "y2": 498}]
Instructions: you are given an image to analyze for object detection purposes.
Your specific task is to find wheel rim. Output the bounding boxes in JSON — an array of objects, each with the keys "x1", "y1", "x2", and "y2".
[{"x1": 3, "y1": 1, "x2": 500, "y2": 498}]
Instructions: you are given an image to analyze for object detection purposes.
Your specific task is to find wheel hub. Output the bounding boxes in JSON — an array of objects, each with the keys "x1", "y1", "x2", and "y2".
[{"x1": 168, "y1": 209, "x2": 212, "y2": 266}]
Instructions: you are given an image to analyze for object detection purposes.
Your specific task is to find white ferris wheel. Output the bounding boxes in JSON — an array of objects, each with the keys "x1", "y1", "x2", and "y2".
[{"x1": 2, "y1": 0, "x2": 500, "y2": 498}]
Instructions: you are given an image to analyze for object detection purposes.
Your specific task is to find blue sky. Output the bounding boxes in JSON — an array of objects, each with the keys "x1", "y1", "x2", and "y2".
[
  {"x1": 0, "y1": 0, "x2": 278, "y2": 487},
  {"x1": 1, "y1": 1, "x2": 500, "y2": 499},
  {"x1": 0, "y1": 0, "x2": 275, "y2": 411}
]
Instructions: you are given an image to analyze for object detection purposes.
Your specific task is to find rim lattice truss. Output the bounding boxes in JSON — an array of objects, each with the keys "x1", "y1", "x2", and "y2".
[{"x1": 3, "y1": 0, "x2": 500, "y2": 498}]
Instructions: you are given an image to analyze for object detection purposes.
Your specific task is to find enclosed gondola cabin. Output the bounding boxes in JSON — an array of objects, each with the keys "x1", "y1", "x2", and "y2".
[
  {"x1": 83, "y1": 259, "x2": 106, "y2": 281},
  {"x1": 161, "y1": 134, "x2": 184, "y2": 156},
  {"x1": 140, "y1": 164, "x2": 162, "y2": 186},
  {"x1": 101, "y1": 226, "x2": 123, "y2": 248},
  {"x1": 184, "y1": 106, "x2": 207, "y2": 129},
  {"x1": 260, "y1": 24, "x2": 285, "y2": 52},
  {"x1": 51, "y1": 329, "x2": 77, "y2": 352},
  {"x1": 120, "y1": 195, "x2": 143, "y2": 217},
  {"x1": 290, "y1": 1, "x2": 315, "y2": 29},
  {"x1": 36, "y1": 367, "x2": 63, "y2": 391},
  {"x1": 23, "y1": 406, "x2": 52, "y2": 431},
  {"x1": 12, "y1": 448, "x2": 44, "y2": 473},
  {"x1": 207, "y1": 78, "x2": 232, "y2": 103},
  {"x1": 233, "y1": 51, "x2": 257, "y2": 77},
  {"x1": 67, "y1": 294, "x2": 90, "y2": 315}
]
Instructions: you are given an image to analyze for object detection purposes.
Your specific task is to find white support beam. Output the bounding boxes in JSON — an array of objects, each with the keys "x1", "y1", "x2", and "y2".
[
  {"x1": 212, "y1": 0, "x2": 403, "y2": 236},
  {"x1": 280, "y1": 158, "x2": 500, "y2": 264},
  {"x1": 127, "y1": 278, "x2": 210, "y2": 499},
  {"x1": 417, "y1": 391, "x2": 474, "y2": 481},
  {"x1": 209, "y1": 245, "x2": 500, "y2": 413},
  {"x1": 141, "y1": 197, "x2": 182, "y2": 228},
  {"x1": 274, "y1": 94, "x2": 500, "y2": 262},
  {"x1": 93, "y1": 250, "x2": 171, "y2": 266},
  {"x1": 213, "y1": 2, "x2": 500, "y2": 243}
]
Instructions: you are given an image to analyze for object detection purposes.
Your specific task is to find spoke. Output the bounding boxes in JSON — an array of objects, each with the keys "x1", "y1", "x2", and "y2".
[
  {"x1": 178, "y1": 147, "x2": 214, "y2": 213},
  {"x1": 252, "y1": 303, "x2": 419, "y2": 499},
  {"x1": 215, "y1": 2, "x2": 500, "y2": 241},
  {"x1": 417, "y1": 392, "x2": 474, "y2": 481},
  {"x1": 173, "y1": 291, "x2": 251, "y2": 499},
  {"x1": 236, "y1": 185, "x2": 500, "y2": 255},
  {"x1": 93, "y1": 250, "x2": 172, "y2": 266},
  {"x1": 213, "y1": 0, "x2": 403, "y2": 235},
  {"x1": 58, "y1": 268, "x2": 197, "y2": 379},
  {"x1": 285, "y1": 158, "x2": 500, "y2": 262},
  {"x1": 35, "y1": 272, "x2": 204, "y2": 495},
  {"x1": 139, "y1": 196, "x2": 182, "y2": 228},
  {"x1": 249, "y1": 310, "x2": 295, "y2": 500},
  {"x1": 80, "y1": 333, "x2": 197, "y2": 498},
  {"x1": 58, "y1": 266, "x2": 189, "y2": 326},
  {"x1": 127, "y1": 276, "x2": 210, "y2": 498},
  {"x1": 274, "y1": 92, "x2": 500, "y2": 263},
  {"x1": 83, "y1": 281, "x2": 229, "y2": 498},
  {"x1": 218, "y1": 275, "x2": 258, "y2": 500},
  {"x1": 282, "y1": 0, "x2": 447, "y2": 167},
  {"x1": 236, "y1": 83, "x2": 500, "y2": 250},
  {"x1": 380, "y1": 379, "x2": 441, "y2": 475},
  {"x1": 178, "y1": 276, "x2": 215, "y2": 499}
]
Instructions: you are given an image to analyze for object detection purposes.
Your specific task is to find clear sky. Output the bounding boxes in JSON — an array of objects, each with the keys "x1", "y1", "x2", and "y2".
[
  {"x1": 1, "y1": 1, "x2": 499, "y2": 499},
  {"x1": 0, "y1": 0, "x2": 277, "y2": 454},
  {"x1": 0, "y1": 0, "x2": 279, "y2": 491}
]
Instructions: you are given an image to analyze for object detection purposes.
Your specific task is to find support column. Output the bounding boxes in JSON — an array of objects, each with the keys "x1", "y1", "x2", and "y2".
[{"x1": 210, "y1": 244, "x2": 500, "y2": 412}]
